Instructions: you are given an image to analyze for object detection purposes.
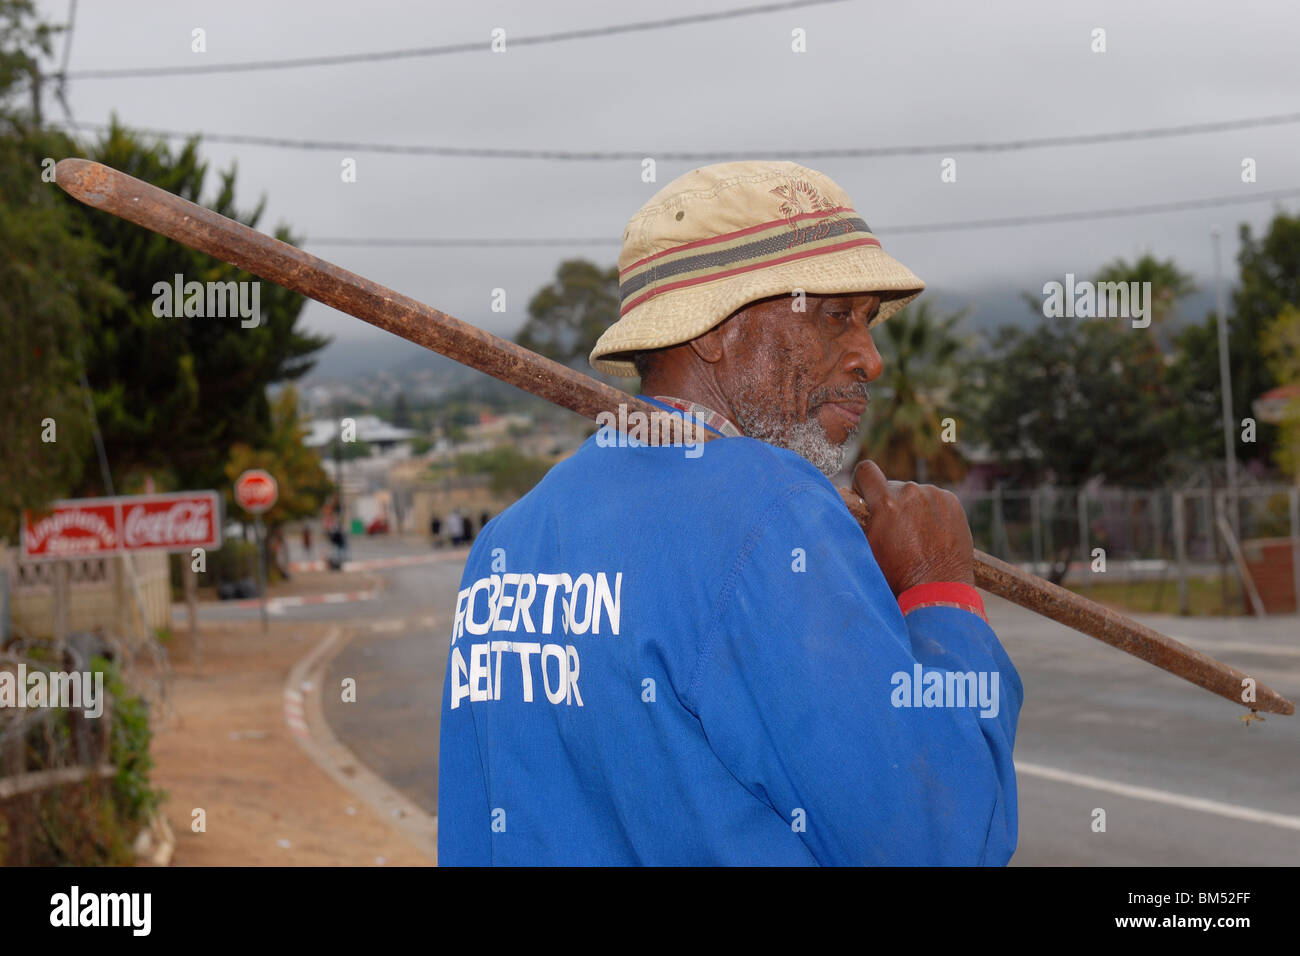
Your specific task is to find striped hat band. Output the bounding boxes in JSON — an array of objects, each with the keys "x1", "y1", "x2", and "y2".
[{"x1": 618, "y1": 206, "x2": 878, "y2": 317}]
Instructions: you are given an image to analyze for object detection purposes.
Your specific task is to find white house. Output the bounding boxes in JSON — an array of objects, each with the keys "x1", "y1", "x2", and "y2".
[{"x1": 303, "y1": 415, "x2": 419, "y2": 455}]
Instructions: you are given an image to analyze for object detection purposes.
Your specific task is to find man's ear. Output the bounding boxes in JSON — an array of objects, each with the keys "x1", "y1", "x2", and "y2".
[{"x1": 687, "y1": 319, "x2": 729, "y2": 364}]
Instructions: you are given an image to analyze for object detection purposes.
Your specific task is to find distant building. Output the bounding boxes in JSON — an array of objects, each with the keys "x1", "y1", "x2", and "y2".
[
  {"x1": 304, "y1": 415, "x2": 419, "y2": 455},
  {"x1": 463, "y1": 412, "x2": 533, "y2": 442},
  {"x1": 1253, "y1": 383, "x2": 1300, "y2": 424}
]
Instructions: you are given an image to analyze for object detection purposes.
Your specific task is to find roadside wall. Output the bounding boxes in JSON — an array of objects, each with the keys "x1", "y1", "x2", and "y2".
[{"x1": 0, "y1": 542, "x2": 171, "y2": 644}]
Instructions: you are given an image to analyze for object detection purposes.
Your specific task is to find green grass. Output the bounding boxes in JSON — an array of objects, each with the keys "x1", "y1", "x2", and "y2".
[{"x1": 1063, "y1": 575, "x2": 1245, "y2": 616}]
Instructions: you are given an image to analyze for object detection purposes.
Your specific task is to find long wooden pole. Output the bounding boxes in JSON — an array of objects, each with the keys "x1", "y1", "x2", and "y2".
[{"x1": 53, "y1": 158, "x2": 1295, "y2": 717}]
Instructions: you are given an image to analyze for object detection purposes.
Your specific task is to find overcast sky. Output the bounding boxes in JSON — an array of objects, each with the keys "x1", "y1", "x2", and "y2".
[{"x1": 37, "y1": 0, "x2": 1300, "y2": 371}]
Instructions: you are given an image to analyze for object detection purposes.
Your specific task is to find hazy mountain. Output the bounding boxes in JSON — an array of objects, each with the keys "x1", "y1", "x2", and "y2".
[
  {"x1": 304, "y1": 332, "x2": 470, "y2": 380},
  {"x1": 302, "y1": 281, "x2": 1222, "y2": 382}
]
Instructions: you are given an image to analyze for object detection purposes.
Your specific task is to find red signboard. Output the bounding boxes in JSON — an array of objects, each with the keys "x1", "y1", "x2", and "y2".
[
  {"x1": 234, "y1": 470, "x2": 278, "y2": 514},
  {"x1": 21, "y1": 491, "x2": 223, "y2": 560}
]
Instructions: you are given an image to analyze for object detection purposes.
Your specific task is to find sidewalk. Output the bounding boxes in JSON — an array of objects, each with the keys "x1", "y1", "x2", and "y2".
[
  {"x1": 144, "y1": 616, "x2": 432, "y2": 866},
  {"x1": 288, "y1": 549, "x2": 469, "y2": 574},
  {"x1": 194, "y1": 567, "x2": 378, "y2": 601},
  {"x1": 178, "y1": 568, "x2": 382, "y2": 616}
]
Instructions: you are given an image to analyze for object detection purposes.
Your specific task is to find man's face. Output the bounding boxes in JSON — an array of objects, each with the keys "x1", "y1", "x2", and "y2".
[{"x1": 716, "y1": 291, "x2": 885, "y2": 476}]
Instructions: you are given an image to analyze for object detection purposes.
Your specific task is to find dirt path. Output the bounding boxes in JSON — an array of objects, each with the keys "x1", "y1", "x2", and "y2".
[{"x1": 146, "y1": 616, "x2": 432, "y2": 866}]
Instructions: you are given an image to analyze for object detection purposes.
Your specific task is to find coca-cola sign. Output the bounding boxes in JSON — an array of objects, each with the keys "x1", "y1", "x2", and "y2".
[
  {"x1": 21, "y1": 492, "x2": 222, "y2": 560},
  {"x1": 234, "y1": 469, "x2": 278, "y2": 514}
]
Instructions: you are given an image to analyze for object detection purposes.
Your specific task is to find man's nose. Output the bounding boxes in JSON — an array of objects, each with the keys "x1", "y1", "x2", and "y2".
[{"x1": 842, "y1": 325, "x2": 884, "y2": 382}]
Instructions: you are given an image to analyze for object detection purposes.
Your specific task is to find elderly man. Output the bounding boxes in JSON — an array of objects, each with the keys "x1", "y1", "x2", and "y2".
[{"x1": 438, "y1": 161, "x2": 1021, "y2": 866}]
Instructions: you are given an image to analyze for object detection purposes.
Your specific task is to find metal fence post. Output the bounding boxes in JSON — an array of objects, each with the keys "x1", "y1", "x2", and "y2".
[
  {"x1": 1122, "y1": 489, "x2": 1131, "y2": 573},
  {"x1": 1043, "y1": 488, "x2": 1055, "y2": 570},
  {"x1": 1173, "y1": 491, "x2": 1189, "y2": 615},
  {"x1": 1151, "y1": 491, "x2": 1163, "y2": 560},
  {"x1": 1200, "y1": 491, "x2": 1213, "y2": 562},
  {"x1": 1214, "y1": 489, "x2": 1231, "y2": 613},
  {"x1": 1031, "y1": 489, "x2": 1042, "y2": 575},
  {"x1": 1078, "y1": 490, "x2": 1091, "y2": 593},
  {"x1": 0, "y1": 565, "x2": 9, "y2": 643},
  {"x1": 993, "y1": 483, "x2": 1005, "y2": 561},
  {"x1": 53, "y1": 560, "x2": 69, "y2": 657},
  {"x1": 1290, "y1": 487, "x2": 1300, "y2": 616}
]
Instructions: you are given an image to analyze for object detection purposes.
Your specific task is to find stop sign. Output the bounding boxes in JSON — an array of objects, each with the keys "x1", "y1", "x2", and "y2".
[{"x1": 235, "y1": 469, "x2": 278, "y2": 514}]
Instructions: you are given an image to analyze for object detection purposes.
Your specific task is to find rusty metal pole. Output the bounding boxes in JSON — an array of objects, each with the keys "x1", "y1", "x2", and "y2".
[
  {"x1": 183, "y1": 557, "x2": 201, "y2": 668},
  {"x1": 52, "y1": 560, "x2": 68, "y2": 658},
  {"x1": 52, "y1": 158, "x2": 1295, "y2": 717}
]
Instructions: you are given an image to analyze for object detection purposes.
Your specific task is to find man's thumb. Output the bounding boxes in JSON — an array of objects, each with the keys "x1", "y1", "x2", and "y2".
[{"x1": 852, "y1": 459, "x2": 888, "y2": 503}]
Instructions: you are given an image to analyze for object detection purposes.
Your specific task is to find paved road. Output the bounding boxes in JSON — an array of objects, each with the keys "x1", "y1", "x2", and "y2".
[
  {"x1": 173, "y1": 533, "x2": 464, "y2": 813},
  {"x1": 321, "y1": 553, "x2": 462, "y2": 815},
  {"x1": 264, "y1": 535, "x2": 1300, "y2": 864},
  {"x1": 997, "y1": 595, "x2": 1300, "y2": 865}
]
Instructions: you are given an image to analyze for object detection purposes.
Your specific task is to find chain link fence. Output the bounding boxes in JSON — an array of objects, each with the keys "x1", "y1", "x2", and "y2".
[{"x1": 956, "y1": 484, "x2": 1300, "y2": 614}]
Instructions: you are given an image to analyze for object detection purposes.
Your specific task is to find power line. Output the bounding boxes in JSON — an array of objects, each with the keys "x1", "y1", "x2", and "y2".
[
  {"x1": 301, "y1": 187, "x2": 1300, "y2": 247},
  {"x1": 55, "y1": 110, "x2": 1300, "y2": 160},
  {"x1": 60, "y1": 0, "x2": 845, "y2": 79},
  {"x1": 884, "y1": 187, "x2": 1300, "y2": 234}
]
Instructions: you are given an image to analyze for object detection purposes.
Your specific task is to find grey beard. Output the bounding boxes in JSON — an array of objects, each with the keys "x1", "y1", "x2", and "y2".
[{"x1": 732, "y1": 400, "x2": 849, "y2": 478}]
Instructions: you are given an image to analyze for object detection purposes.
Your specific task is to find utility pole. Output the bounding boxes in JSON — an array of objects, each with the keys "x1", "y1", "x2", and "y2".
[
  {"x1": 332, "y1": 408, "x2": 347, "y2": 568},
  {"x1": 28, "y1": 64, "x2": 41, "y2": 125},
  {"x1": 1212, "y1": 228, "x2": 1238, "y2": 536}
]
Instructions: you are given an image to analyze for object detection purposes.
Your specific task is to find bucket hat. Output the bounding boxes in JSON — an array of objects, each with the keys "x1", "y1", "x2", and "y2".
[{"x1": 590, "y1": 161, "x2": 924, "y2": 377}]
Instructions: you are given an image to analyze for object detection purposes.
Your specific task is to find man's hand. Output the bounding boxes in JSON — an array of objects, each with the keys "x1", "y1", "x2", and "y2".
[{"x1": 850, "y1": 460, "x2": 975, "y2": 595}]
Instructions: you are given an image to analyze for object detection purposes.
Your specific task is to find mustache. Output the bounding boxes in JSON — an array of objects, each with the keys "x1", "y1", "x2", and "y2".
[{"x1": 808, "y1": 383, "x2": 871, "y2": 410}]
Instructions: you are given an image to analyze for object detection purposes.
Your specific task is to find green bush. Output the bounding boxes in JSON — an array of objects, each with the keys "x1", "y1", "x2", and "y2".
[
  {"x1": 94, "y1": 655, "x2": 165, "y2": 824},
  {"x1": 0, "y1": 657, "x2": 162, "y2": 865},
  {"x1": 200, "y1": 537, "x2": 258, "y2": 586}
]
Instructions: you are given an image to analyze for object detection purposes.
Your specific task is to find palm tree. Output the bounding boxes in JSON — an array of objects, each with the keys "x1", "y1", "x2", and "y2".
[
  {"x1": 857, "y1": 301, "x2": 970, "y2": 482},
  {"x1": 1093, "y1": 253, "x2": 1196, "y2": 347}
]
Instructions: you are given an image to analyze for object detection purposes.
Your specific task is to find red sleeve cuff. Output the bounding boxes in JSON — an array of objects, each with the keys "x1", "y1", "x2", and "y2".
[{"x1": 897, "y1": 582, "x2": 987, "y2": 623}]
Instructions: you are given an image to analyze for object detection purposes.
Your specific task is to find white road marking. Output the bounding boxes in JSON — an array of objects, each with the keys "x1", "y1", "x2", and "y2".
[{"x1": 1017, "y1": 761, "x2": 1300, "y2": 831}]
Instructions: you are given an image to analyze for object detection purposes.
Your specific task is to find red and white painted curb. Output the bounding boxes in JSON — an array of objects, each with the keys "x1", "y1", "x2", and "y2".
[
  {"x1": 283, "y1": 685, "x2": 310, "y2": 739},
  {"x1": 282, "y1": 622, "x2": 440, "y2": 862}
]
